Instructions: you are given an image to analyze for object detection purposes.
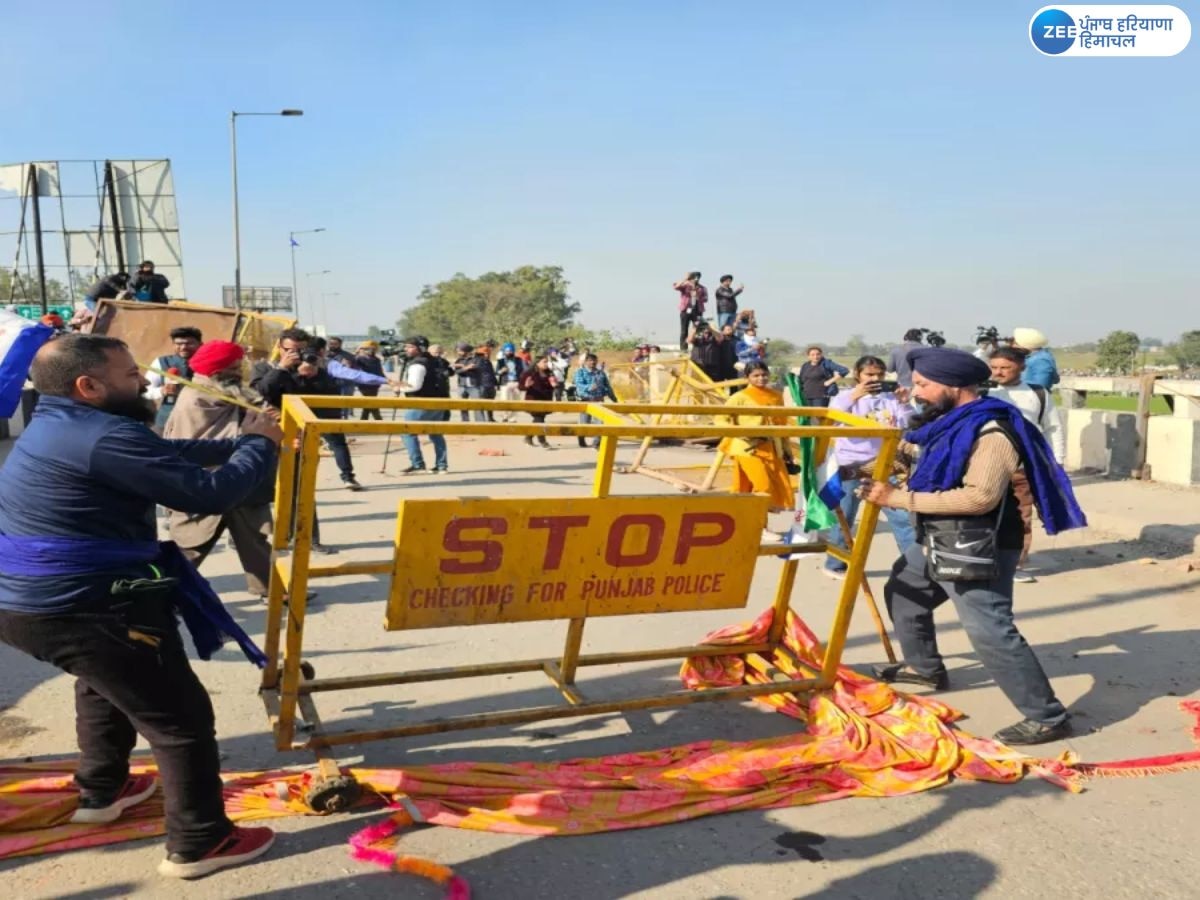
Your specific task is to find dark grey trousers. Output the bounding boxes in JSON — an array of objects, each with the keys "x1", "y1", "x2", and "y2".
[{"x1": 883, "y1": 543, "x2": 1068, "y2": 725}]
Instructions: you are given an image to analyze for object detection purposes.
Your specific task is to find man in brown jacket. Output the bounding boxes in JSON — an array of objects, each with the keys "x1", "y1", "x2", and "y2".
[
  {"x1": 164, "y1": 341, "x2": 274, "y2": 598},
  {"x1": 857, "y1": 347, "x2": 1074, "y2": 746}
]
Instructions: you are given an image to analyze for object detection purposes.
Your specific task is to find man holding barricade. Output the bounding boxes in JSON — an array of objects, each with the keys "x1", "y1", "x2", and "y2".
[
  {"x1": 0, "y1": 333, "x2": 281, "y2": 877},
  {"x1": 858, "y1": 346, "x2": 1085, "y2": 745}
]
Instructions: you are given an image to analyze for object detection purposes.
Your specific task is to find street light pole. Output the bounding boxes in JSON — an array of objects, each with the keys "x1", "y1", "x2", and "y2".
[
  {"x1": 289, "y1": 227, "x2": 325, "y2": 325},
  {"x1": 230, "y1": 113, "x2": 241, "y2": 309},
  {"x1": 230, "y1": 108, "x2": 303, "y2": 310}
]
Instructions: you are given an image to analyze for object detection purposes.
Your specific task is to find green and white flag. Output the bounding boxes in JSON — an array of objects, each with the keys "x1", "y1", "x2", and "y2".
[{"x1": 784, "y1": 373, "x2": 839, "y2": 533}]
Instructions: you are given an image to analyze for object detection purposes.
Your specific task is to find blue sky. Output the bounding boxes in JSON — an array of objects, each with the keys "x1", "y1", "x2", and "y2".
[{"x1": 2, "y1": 1, "x2": 1196, "y2": 345}]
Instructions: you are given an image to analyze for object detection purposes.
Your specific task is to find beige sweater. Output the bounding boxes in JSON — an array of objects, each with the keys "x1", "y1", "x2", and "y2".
[{"x1": 890, "y1": 426, "x2": 1019, "y2": 515}]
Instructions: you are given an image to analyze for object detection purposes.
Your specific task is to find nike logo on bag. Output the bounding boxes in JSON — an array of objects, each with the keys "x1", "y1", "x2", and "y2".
[{"x1": 953, "y1": 540, "x2": 977, "y2": 549}]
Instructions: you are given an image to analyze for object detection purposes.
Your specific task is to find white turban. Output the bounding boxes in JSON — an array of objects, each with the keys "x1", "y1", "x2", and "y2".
[{"x1": 1013, "y1": 327, "x2": 1048, "y2": 350}]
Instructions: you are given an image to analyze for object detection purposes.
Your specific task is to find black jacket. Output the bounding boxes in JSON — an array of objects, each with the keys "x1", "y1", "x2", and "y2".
[
  {"x1": 129, "y1": 271, "x2": 170, "y2": 303},
  {"x1": 85, "y1": 275, "x2": 127, "y2": 301},
  {"x1": 252, "y1": 365, "x2": 342, "y2": 419}
]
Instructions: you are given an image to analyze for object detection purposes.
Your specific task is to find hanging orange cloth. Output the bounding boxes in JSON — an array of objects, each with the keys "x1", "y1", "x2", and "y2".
[{"x1": 716, "y1": 385, "x2": 794, "y2": 509}]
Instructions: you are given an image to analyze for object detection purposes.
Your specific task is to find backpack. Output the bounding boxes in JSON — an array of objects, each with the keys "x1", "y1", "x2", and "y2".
[
  {"x1": 1030, "y1": 385, "x2": 1047, "y2": 427},
  {"x1": 424, "y1": 356, "x2": 453, "y2": 398}
]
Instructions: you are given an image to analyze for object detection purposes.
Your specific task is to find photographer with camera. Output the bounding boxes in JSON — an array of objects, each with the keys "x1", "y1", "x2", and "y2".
[
  {"x1": 673, "y1": 271, "x2": 708, "y2": 351},
  {"x1": 974, "y1": 326, "x2": 1001, "y2": 362},
  {"x1": 687, "y1": 318, "x2": 728, "y2": 383},
  {"x1": 252, "y1": 330, "x2": 363, "y2": 514},
  {"x1": 821, "y1": 356, "x2": 916, "y2": 580}
]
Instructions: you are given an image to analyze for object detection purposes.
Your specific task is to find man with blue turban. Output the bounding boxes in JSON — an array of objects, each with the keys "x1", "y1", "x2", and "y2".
[{"x1": 857, "y1": 347, "x2": 1086, "y2": 746}]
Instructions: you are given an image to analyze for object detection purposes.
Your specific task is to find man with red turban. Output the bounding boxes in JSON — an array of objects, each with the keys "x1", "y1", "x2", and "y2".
[{"x1": 163, "y1": 341, "x2": 277, "y2": 599}]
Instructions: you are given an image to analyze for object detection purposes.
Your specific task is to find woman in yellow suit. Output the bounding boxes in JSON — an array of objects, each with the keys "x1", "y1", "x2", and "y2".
[{"x1": 715, "y1": 362, "x2": 795, "y2": 522}]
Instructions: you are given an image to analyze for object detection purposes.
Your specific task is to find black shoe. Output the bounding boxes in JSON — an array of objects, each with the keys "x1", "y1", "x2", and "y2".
[
  {"x1": 872, "y1": 663, "x2": 949, "y2": 691},
  {"x1": 311, "y1": 543, "x2": 339, "y2": 555},
  {"x1": 343, "y1": 477, "x2": 364, "y2": 492},
  {"x1": 524, "y1": 437, "x2": 535, "y2": 446},
  {"x1": 399, "y1": 465, "x2": 426, "y2": 475},
  {"x1": 578, "y1": 437, "x2": 588, "y2": 448},
  {"x1": 994, "y1": 717, "x2": 1072, "y2": 746},
  {"x1": 538, "y1": 438, "x2": 552, "y2": 449}
]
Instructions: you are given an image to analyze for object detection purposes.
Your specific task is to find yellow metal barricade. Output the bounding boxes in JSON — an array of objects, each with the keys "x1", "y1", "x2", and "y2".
[{"x1": 259, "y1": 394, "x2": 899, "y2": 812}]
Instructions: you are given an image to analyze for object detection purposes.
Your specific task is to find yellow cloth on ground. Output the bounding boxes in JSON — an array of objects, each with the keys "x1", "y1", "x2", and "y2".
[{"x1": 0, "y1": 609, "x2": 1083, "y2": 861}]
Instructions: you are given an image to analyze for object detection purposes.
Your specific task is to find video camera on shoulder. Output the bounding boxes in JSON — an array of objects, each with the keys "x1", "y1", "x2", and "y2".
[{"x1": 376, "y1": 328, "x2": 400, "y2": 356}]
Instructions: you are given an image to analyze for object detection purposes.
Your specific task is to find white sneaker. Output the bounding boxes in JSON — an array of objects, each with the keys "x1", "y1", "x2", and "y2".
[{"x1": 71, "y1": 775, "x2": 158, "y2": 824}]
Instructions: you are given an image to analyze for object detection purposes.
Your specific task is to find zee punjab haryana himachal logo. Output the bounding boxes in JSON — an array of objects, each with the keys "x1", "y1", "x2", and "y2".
[{"x1": 1030, "y1": 5, "x2": 1191, "y2": 55}]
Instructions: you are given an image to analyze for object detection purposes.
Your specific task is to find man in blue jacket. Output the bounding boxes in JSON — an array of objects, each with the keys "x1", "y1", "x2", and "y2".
[
  {"x1": 1012, "y1": 327, "x2": 1060, "y2": 389},
  {"x1": 0, "y1": 334, "x2": 282, "y2": 878}
]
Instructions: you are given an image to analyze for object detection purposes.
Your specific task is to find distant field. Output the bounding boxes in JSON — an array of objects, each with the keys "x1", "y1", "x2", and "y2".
[
  {"x1": 1082, "y1": 394, "x2": 1171, "y2": 414},
  {"x1": 1054, "y1": 351, "x2": 1098, "y2": 371}
]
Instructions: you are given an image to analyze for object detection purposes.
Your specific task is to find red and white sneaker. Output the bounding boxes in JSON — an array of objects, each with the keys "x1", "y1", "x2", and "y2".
[
  {"x1": 157, "y1": 826, "x2": 276, "y2": 879},
  {"x1": 70, "y1": 774, "x2": 158, "y2": 825}
]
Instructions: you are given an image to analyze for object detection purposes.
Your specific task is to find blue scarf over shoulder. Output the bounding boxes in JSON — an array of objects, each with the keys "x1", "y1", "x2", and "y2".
[
  {"x1": 0, "y1": 535, "x2": 266, "y2": 667},
  {"x1": 905, "y1": 396, "x2": 1086, "y2": 535}
]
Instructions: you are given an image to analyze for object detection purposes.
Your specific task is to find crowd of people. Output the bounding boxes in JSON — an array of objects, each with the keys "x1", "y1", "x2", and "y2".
[
  {"x1": 712, "y1": 322, "x2": 1080, "y2": 750},
  {"x1": 0, "y1": 259, "x2": 1087, "y2": 885}
]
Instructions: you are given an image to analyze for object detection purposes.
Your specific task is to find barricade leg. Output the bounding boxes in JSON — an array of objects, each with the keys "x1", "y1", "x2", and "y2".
[{"x1": 819, "y1": 437, "x2": 897, "y2": 685}]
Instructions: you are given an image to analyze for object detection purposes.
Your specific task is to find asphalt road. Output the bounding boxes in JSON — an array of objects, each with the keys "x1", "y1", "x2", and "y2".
[{"x1": 2, "y1": 432, "x2": 1199, "y2": 898}]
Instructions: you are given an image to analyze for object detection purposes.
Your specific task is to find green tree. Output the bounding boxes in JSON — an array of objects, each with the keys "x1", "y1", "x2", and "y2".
[
  {"x1": 1096, "y1": 330, "x2": 1141, "y2": 374},
  {"x1": 1167, "y1": 330, "x2": 1200, "y2": 370},
  {"x1": 845, "y1": 333, "x2": 868, "y2": 360},
  {"x1": 0, "y1": 269, "x2": 73, "y2": 308},
  {"x1": 398, "y1": 265, "x2": 580, "y2": 347}
]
